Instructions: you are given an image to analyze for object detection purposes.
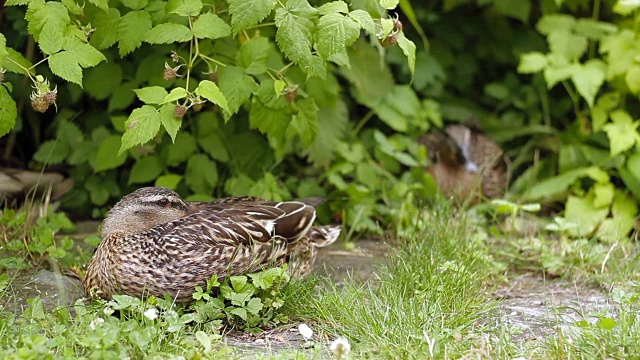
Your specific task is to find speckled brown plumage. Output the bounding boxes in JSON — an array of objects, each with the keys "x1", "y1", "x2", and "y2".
[
  {"x1": 83, "y1": 187, "x2": 340, "y2": 302},
  {"x1": 420, "y1": 124, "x2": 508, "y2": 203}
]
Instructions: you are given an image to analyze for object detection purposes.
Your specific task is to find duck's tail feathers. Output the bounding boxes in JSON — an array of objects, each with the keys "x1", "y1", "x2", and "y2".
[{"x1": 307, "y1": 225, "x2": 341, "y2": 248}]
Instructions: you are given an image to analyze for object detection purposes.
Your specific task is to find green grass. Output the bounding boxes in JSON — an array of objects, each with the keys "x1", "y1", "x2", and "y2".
[{"x1": 1, "y1": 202, "x2": 640, "y2": 359}]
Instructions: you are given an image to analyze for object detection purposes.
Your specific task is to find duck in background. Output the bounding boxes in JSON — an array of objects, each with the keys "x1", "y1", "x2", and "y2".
[{"x1": 419, "y1": 122, "x2": 509, "y2": 204}]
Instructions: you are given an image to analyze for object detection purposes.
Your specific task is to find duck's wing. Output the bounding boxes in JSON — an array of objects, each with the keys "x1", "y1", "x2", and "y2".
[{"x1": 162, "y1": 200, "x2": 317, "y2": 246}]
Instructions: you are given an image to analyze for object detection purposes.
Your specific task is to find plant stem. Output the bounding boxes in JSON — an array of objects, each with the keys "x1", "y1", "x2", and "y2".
[{"x1": 352, "y1": 110, "x2": 374, "y2": 137}]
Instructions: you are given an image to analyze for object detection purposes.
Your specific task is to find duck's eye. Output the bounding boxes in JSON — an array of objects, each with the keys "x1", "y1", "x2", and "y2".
[{"x1": 157, "y1": 198, "x2": 170, "y2": 207}]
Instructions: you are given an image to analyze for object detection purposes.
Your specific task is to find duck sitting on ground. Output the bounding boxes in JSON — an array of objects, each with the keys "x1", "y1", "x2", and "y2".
[
  {"x1": 419, "y1": 123, "x2": 508, "y2": 203},
  {"x1": 83, "y1": 187, "x2": 340, "y2": 302}
]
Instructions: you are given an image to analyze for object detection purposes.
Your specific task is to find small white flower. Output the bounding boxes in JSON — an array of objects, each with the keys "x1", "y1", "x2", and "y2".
[
  {"x1": 89, "y1": 317, "x2": 104, "y2": 331},
  {"x1": 143, "y1": 307, "x2": 158, "y2": 320},
  {"x1": 298, "y1": 323, "x2": 313, "y2": 341},
  {"x1": 330, "y1": 337, "x2": 351, "y2": 359},
  {"x1": 103, "y1": 306, "x2": 114, "y2": 316}
]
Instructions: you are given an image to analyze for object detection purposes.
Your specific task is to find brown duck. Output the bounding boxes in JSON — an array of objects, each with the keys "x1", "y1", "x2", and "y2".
[
  {"x1": 420, "y1": 124, "x2": 508, "y2": 203},
  {"x1": 83, "y1": 187, "x2": 340, "y2": 302}
]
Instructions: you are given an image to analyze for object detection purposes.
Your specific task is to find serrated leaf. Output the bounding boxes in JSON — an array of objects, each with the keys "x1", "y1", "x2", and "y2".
[
  {"x1": 134, "y1": 86, "x2": 168, "y2": 104},
  {"x1": 397, "y1": 32, "x2": 416, "y2": 79},
  {"x1": 565, "y1": 193, "x2": 609, "y2": 237},
  {"x1": 39, "y1": 22, "x2": 64, "y2": 55},
  {"x1": 65, "y1": 40, "x2": 106, "y2": 68},
  {"x1": 159, "y1": 103, "x2": 182, "y2": 141},
  {"x1": 603, "y1": 110, "x2": 639, "y2": 156},
  {"x1": 6, "y1": 0, "x2": 30, "y2": 5},
  {"x1": 26, "y1": 0, "x2": 70, "y2": 42},
  {"x1": 0, "y1": 86, "x2": 17, "y2": 137},
  {"x1": 544, "y1": 63, "x2": 578, "y2": 89},
  {"x1": 88, "y1": 0, "x2": 109, "y2": 10},
  {"x1": 600, "y1": 30, "x2": 636, "y2": 79},
  {"x1": 166, "y1": 132, "x2": 196, "y2": 166},
  {"x1": 348, "y1": 9, "x2": 375, "y2": 35},
  {"x1": 155, "y1": 174, "x2": 183, "y2": 189},
  {"x1": 3, "y1": 48, "x2": 32, "y2": 75},
  {"x1": 93, "y1": 135, "x2": 127, "y2": 172},
  {"x1": 274, "y1": 0, "x2": 317, "y2": 68},
  {"x1": 161, "y1": 87, "x2": 188, "y2": 104},
  {"x1": 195, "y1": 80, "x2": 230, "y2": 113},
  {"x1": 249, "y1": 99, "x2": 292, "y2": 142},
  {"x1": 145, "y1": 23, "x2": 192, "y2": 44},
  {"x1": 185, "y1": 154, "x2": 218, "y2": 193},
  {"x1": 292, "y1": 98, "x2": 318, "y2": 147},
  {"x1": 193, "y1": 13, "x2": 230, "y2": 40},
  {"x1": 228, "y1": 0, "x2": 277, "y2": 35},
  {"x1": 571, "y1": 59, "x2": 606, "y2": 108},
  {"x1": 166, "y1": 0, "x2": 202, "y2": 16},
  {"x1": 217, "y1": 66, "x2": 258, "y2": 115},
  {"x1": 518, "y1": 52, "x2": 547, "y2": 73},
  {"x1": 0, "y1": 34, "x2": 7, "y2": 66},
  {"x1": 119, "y1": 105, "x2": 161, "y2": 154},
  {"x1": 316, "y1": 13, "x2": 360, "y2": 60},
  {"x1": 198, "y1": 131, "x2": 229, "y2": 162},
  {"x1": 48, "y1": 51, "x2": 83, "y2": 86},
  {"x1": 117, "y1": 10, "x2": 152, "y2": 56},
  {"x1": 306, "y1": 99, "x2": 348, "y2": 165},
  {"x1": 245, "y1": 297, "x2": 263, "y2": 314},
  {"x1": 379, "y1": 0, "x2": 398, "y2": 9},
  {"x1": 90, "y1": 9, "x2": 120, "y2": 50},
  {"x1": 318, "y1": 1, "x2": 348, "y2": 15},
  {"x1": 128, "y1": 156, "x2": 163, "y2": 184},
  {"x1": 236, "y1": 37, "x2": 271, "y2": 75},
  {"x1": 33, "y1": 140, "x2": 69, "y2": 164}
]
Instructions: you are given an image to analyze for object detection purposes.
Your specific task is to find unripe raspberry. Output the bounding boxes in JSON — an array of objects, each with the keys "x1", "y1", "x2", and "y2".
[
  {"x1": 31, "y1": 95, "x2": 49, "y2": 113},
  {"x1": 163, "y1": 67, "x2": 177, "y2": 81},
  {"x1": 174, "y1": 105, "x2": 187, "y2": 118}
]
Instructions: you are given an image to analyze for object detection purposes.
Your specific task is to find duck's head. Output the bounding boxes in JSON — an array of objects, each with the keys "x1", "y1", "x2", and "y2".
[{"x1": 101, "y1": 187, "x2": 189, "y2": 238}]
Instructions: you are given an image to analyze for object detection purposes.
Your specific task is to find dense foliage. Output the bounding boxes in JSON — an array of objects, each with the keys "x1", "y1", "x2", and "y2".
[{"x1": 1, "y1": 0, "x2": 640, "y2": 240}]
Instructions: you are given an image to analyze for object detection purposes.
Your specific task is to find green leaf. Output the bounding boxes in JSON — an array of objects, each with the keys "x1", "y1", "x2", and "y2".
[
  {"x1": 596, "y1": 191, "x2": 638, "y2": 242},
  {"x1": 571, "y1": 60, "x2": 606, "y2": 108},
  {"x1": 193, "y1": 13, "x2": 230, "y2": 40},
  {"x1": 625, "y1": 64, "x2": 640, "y2": 94},
  {"x1": 145, "y1": 23, "x2": 192, "y2": 44},
  {"x1": 493, "y1": 0, "x2": 530, "y2": 23},
  {"x1": 523, "y1": 167, "x2": 608, "y2": 200},
  {"x1": 166, "y1": 132, "x2": 197, "y2": 166},
  {"x1": 397, "y1": 32, "x2": 416, "y2": 79},
  {"x1": 2, "y1": 48, "x2": 32, "y2": 75},
  {"x1": 25, "y1": 0, "x2": 69, "y2": 42},
  {"x1": 374, "y1": 85, "x2": 420, "y2": 132},
  {"x1": 292, "y1": 98, "x2": 318, "y2": 146},
  {"x1": 341, "y1": 40, "x2": 394, "y2": 108},
  {"x1": 228, "y1": 0, "x2": 277, "y2": 35},
  {"x1": 379, "y1": 0, "x2": 398, "y2": 9},
  {"x1": 195, "y1": 331, "x2": 212, "y2": 353},
  {"x1": 128, "y1": 156, "x2": 163, "y2": 184},
  {"x1": 134, "y1": 86, "x2": 169, "y2": 104},
  {"x1": 518, "y1": 52, "x2": 547, "y2": 73},
  {"x1": 565, "y1": 193, "x2": 609, "y2": 237},
  {"x1": 0, "y1": 34, "x2": 7, "y2": 67},
  {"x1": 536, "y1": 14, "x2": 576, "y2": 35},
  {"x1": 614, "y1": 0, "x2": 640, "y2": 15},
  {"x1": 317, "y1": 13, "x2": 360, "y2": 60},
  {"x1": 245, "y1": 297, "x2": 263, "y2": 315},
  {"x1": 88, "y1": 0, "x2": 109, "y2": 11},
  {"x1": 348, "y1": 9, "x2": 375, "y2": 35},
  {"x1": 117, "y1": 10, "x2": 152, "y2": 56},
  {"x1": 217, "y1": 66, "x2": 258, "y2": 115},
  {"x1": 274, "y1": 0, "x2": 317, "y2": 68},
  {"x1": 318, "y1": 1, "x2": 348, "y2": 14},
  {"x1": 64, "y1": 41, "x2": 106, "y2": 69},
  {"x1": 195, "y1": 80, "x2": 230, "y2": 113},
  {"x1": 38, "y1": 22, "x2": 64, "y2": 54},
  {"x1": 600, "y1": 30, "x2": 636, "y2": 79},
  {"x1": 249, "y1": 99, "x2": 291, "y2": 141},
  {"x1": 93, "y1": 135, "x2": 127, "y2": 172},
  {"x1": 166, "y1": 0, "x2": 202, "y2": 16},
  {"x1": 548, "y1": 30, "x2": 587, "y2": 61},
  {"x1": 596, "y1": 317, "x2": 617, "y2": 330},
  {"x1": 306, "y1": 99, "x2": 348, "y2": 164},
  {"x1": 0, "y1": 86, "x2": 17, "y2": 137},
  {"x1": 543, "y1": 63, "x2": 577, "y2": 89},
  {"x1": 122, "y1": 0, "x2": 147, "y2": 10},
  {"x1": 185, "y1": 154, "x2": 218, "y2": 194},
  {"x1": 236, "y1": 37, "x2": 271, "y2": 75},
  {"x1": 602, "y1": 110, "x2": 640, "y2": 156},
  {"x1": 155, "y1": 174, "x2": 183, "y2": 189},
  {"x1": 198, "y1": 131, "x2": 229, "y2": 163},
  {"x1": 161, "y1": 87, "x2": 188, "y2": 104},
  {"x1": 90, "y1": 9, "x2": 120, "y2": 50},
  {"x1": 159, "y1": 103, "x2": 182, "y2": 141},
  {"x1": 574, "y1": 19, "x2": 617, "y2": 40},
  {"x1": 48, "y1": 51, "x2": 83, "y2": 86},
  {"x1": 119, "y1": 105, "x2": 162, "y2": 154},
  {"x1": 33, "y1": 140, "x2": 69, "y2": 164}
]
